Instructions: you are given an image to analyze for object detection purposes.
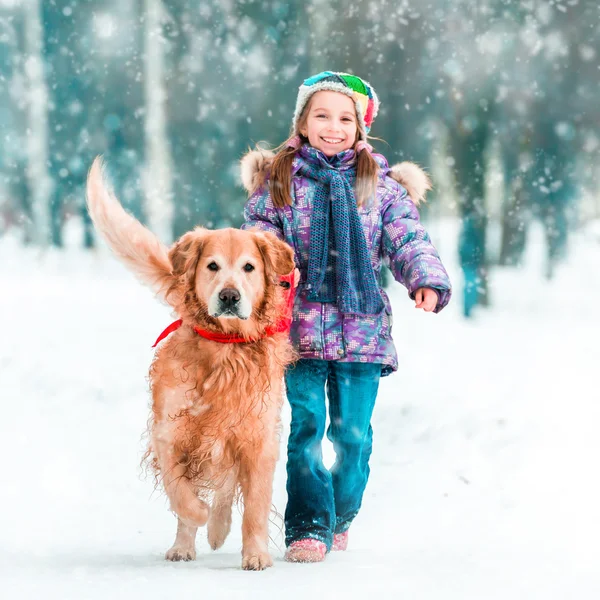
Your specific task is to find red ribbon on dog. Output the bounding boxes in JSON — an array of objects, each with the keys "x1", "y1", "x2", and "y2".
[
  {"x1": 152, "y1": 270, "x2": 297, "y2": 347},
  {"x1": 152, "y1": 318, "x2": 184, "y2": 348}
]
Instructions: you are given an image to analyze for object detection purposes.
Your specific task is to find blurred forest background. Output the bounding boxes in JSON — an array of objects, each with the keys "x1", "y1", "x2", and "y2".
[{"x1": 0, "y1": 0, "x2": 598, "y2": 316}]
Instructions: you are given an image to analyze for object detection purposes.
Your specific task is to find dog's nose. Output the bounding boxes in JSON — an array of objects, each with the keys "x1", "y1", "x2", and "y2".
[{"x1": 219, "y1": 288, "x2": 240, "y2": 307}]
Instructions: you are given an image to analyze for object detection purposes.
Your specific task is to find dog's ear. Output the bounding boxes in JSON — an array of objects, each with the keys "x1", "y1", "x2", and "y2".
[
  {"x1": 254, "y1": 231, "x2": 295, "y2": 277},
  {"x1": 169, "y1": 228, "x2": 207, "y2": 281}
]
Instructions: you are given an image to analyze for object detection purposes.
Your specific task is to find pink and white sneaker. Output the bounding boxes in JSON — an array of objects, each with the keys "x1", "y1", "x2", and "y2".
[
  {"x1": 332, "y1": 531, "x2": 348, "y2": 551},
  {"x1": 285, "y1": 538, "x2": 327, "y2": 563}
]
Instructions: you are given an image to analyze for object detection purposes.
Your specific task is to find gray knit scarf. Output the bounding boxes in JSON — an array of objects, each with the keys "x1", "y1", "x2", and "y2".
[{"x1": 296, "y1": 150, "x2": 385, "y2": 316}]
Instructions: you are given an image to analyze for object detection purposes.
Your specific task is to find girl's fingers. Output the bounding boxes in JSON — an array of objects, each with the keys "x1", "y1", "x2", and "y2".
[
  {"x1": 415, "y1": 288, "x2": 437, "y2": 311},
  {"x1": 424, "y1": 293, "x2": 433, "y2": 311}
]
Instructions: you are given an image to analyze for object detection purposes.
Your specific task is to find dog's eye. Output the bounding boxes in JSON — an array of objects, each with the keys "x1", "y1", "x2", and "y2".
[
  {"x1": 280, "y1": 281, "x2": 291, "y2": 289},
  {"x1": 243, "y1": 263, "x2": 255, "y2": 272},
  {"x1": 207, "y1": 262, "x2": 219, "y2": 271}
]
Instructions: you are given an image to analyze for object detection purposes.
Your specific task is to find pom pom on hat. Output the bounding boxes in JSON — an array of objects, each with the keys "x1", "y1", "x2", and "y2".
[{"x1": 292, "y1": 71, "x2": 380, "y2": 140}]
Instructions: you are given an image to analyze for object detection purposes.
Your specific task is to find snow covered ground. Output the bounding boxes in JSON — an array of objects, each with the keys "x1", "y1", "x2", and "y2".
[{"x1": 1, "y1": 220, "x2": 599, "y2": 599}]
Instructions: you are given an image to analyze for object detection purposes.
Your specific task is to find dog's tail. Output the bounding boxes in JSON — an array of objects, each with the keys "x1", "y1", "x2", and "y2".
[{"x1": 86, "y1": 157, "x2": 174, "y2": 303}]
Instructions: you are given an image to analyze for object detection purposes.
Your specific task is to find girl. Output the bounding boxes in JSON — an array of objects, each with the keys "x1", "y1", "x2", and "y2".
[{"x1": 240, "y1": 71, "x2": 451, "y2": 563}]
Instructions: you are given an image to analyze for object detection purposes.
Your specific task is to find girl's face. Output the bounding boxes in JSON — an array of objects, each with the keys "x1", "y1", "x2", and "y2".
[{"x1": 300, "y1": 91, "x2": 358, "y2": 157}]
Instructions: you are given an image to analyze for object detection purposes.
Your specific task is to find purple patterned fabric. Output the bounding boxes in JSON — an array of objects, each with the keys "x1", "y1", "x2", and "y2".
[{"x1": 241, "y1": 144, "x2": 452, "y2": 375}]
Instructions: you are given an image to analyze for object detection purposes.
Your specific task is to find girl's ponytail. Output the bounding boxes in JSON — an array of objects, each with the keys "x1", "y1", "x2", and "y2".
[
  {"x1": 269, "y1": 138, "x2": 302, "y2": 208},
  {"x1": 355, "y1": 142, "x2": 380, "y2": 208}
]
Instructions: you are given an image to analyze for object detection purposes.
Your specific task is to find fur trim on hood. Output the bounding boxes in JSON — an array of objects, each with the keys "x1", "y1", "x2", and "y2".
[
  {"x1": 240, "y1": 149, "x2": 431, "y2": 205},
  {"x1": 387, "y1": 161, "x2": 432, "y2": 205},
  {"x1": 240, "y1": 149, "x2": 275, "y2": 197}
]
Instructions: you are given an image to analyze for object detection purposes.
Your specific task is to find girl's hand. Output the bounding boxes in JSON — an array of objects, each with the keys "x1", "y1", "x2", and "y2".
[{"x1": 414, "y1": 288, "x2": 438, "y2": 312}]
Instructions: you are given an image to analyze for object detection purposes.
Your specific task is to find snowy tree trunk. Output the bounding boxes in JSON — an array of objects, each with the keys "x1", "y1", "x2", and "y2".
[
  {"x1": 450, "y1": 118, "x2": 490, "y2": 318},
  {"x1": 143, "y1": 0, "x2": 173, "y2": 244},
  {"x1": 23, "y1": 0, "x2": 52, "y2": 246},
  {"x1": 498, "y1": 177, "x2": 528, "y2": 267}
]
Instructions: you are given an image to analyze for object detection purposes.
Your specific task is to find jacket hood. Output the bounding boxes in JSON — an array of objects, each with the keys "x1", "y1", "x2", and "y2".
[{"x1": 240, "y1": 148, "x2": 431, "y2": 205}]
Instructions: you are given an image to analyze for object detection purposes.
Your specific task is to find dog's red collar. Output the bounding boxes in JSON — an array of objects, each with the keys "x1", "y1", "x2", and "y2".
[{"x1": 152, "y1": 270, "x2": 296, "y2": 347}]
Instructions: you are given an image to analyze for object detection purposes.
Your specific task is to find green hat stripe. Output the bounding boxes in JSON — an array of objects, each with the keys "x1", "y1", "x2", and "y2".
[{"x1": 339, "y1": 74, "x2": 368, "y2": 97}]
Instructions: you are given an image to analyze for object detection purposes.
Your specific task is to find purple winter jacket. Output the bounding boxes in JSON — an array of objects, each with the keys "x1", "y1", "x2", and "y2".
[{"x1": 240, "y1": 144, "x2": 451, "y2": 376}]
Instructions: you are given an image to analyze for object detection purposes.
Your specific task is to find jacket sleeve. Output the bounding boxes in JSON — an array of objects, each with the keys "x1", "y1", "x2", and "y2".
[
  {"x1": 381, "y1": 182, "x2": 452, "y2": 313},
  {"x1": 240, "y1": 187, "x2": 285, "y2": 240}
]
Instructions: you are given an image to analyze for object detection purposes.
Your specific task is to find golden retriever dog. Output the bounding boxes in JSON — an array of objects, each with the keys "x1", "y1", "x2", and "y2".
[{"x1": 86, "y1": 158, "x2": 297, "y2": 570}]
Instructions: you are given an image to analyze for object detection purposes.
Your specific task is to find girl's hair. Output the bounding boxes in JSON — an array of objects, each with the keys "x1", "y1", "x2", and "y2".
[{"x1": 269, "y1": 99, "x2": 380, "y2": 208}]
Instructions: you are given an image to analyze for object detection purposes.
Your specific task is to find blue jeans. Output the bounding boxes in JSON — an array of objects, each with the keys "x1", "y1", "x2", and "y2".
[{"x1": 284, "y1": 359, "x2": 381, "y2": 550}]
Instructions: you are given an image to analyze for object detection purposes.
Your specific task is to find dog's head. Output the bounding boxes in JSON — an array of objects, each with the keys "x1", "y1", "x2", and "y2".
[{"x1": 168, "y1": 227, "x2": 295, "y2": 334}]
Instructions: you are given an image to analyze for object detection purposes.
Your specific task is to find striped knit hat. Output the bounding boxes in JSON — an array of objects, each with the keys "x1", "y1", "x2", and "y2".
[{"x1": 293, "y1": 71, "x2": 380, "y2": 140}]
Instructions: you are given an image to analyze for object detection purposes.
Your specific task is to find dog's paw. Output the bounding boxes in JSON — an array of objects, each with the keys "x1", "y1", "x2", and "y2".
[
  {"x1": 241, "y1": 551, "x2": 273, "y2": 571},
  {"x1": 207, "y1": 510, "x2": 232, "y2": 550},
  {"x1": 207, "y1": 522, "x2": 230, "y2": 551},
  {"x1": 165, "y1": 545, "x2": 196, "y2": 562}
]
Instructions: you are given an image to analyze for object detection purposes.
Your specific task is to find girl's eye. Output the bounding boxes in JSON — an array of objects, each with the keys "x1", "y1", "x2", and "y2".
[
  {"x1": 243, "y1": 263, "x2": 255, "y2": 272},
  {"x1": 316, "y1": 114, "x2": 327, "y2": 118},
  {"x1": 342, "y1": 118, "x2": 353, "y2": 122},
  {"x1": 207, "y1": 262, "x2": 219, "y2": 271}
]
